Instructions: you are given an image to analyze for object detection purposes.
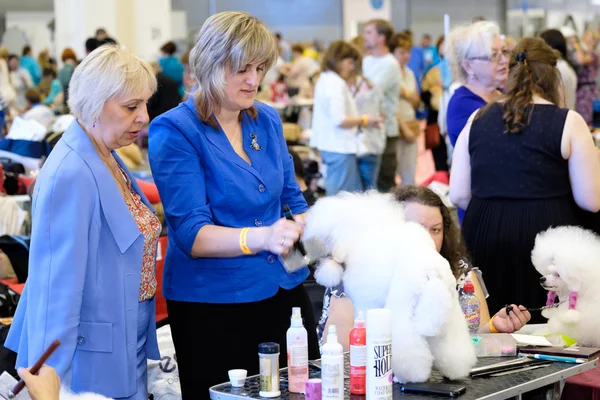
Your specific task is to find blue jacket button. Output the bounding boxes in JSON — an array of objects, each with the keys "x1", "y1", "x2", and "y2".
[
  {"x1": 258, "y1": 184, "x2": 266, "y2": 193},
  {"x1": 77, "y1": 336, "x2": 85, "y2": 345},
  {"x1": 267, "y1": 255, "x2": 276, "y2": 263},
  {"x1": 254, "y1": 219, "x2": 262, "y2": 227}
]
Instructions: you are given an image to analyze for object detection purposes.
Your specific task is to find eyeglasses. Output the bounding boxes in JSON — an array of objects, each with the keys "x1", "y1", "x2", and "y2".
[{"x1": 467, "y1": 49, "x2": 512, "y2": 63}]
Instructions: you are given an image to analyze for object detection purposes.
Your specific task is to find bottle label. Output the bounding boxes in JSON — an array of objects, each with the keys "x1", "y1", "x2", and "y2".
[
  {"x1": 259, "y1": 357, "x2": 272, "y2": 392},
  {"x1": 322, "y1": 361, "x2": 344, "y2": 399},
  {"x1": 367, "y1": 339, "x2": 393, "y2": 400},
  {"x1": 461, "y1": 303, "x2": 481, "y2": 333},
  {"x1": 290, "y1": 345, "x2": 308, "y2": 368},
  {"x1": 350, "y1": 345, "x2": 366, "y2": 367}
]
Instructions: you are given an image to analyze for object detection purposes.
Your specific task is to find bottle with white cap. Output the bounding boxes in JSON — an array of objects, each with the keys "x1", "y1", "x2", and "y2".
[
  {"x1": 321, "y1": 325, "x2": 344, "y2": 400},
  {"x1": 286, "y1": 306, "x2": 309, "y2": 393},
  {"x1": 366, "y1": 309, "x2": 392, "y2": 400}
]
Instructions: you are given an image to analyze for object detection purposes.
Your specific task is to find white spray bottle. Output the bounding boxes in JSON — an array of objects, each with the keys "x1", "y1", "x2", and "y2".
[
  {"x1": 321, "y1": 324, "x2": 345, "y2": 400},
  {"x1": 286, "y1": 307, "x2": 308, "y2": 393}
]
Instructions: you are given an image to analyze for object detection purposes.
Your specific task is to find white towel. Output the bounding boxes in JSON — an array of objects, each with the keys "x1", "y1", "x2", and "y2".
[{"x1": 0, "y1": 196, "x2": 27, "y2": 236}]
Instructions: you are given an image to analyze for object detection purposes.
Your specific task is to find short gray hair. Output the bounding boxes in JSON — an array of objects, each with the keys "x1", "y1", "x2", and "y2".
[
  {"x1": 68, "y1": 45, "x2": 157, "y2": 126},
  {"x1": 190, "y1": 12, "x2": 278, "y2": 124},
  {"x1": 446, "y1": 21, "x2": 501, "y2": 83}
]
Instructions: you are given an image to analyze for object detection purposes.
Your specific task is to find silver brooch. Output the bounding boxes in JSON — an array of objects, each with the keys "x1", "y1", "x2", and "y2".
[{"x1": 250, "y1": 134, "x2": 262, "y2": 151}]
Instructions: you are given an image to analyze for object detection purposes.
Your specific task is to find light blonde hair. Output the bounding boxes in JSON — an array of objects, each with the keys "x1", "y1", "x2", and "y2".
[
  {"x1": 68, "y1": 45, "x2": 157, "y2": 127},
  {"x1": 446, "y1": 21, "x2": 501, "y2": 83},
  {"x1": 189, "y1": 11, "x2": 278, "y2": 127},
  {"x1": 585, "y1": 29, "x2": 600, "y2": 44}
]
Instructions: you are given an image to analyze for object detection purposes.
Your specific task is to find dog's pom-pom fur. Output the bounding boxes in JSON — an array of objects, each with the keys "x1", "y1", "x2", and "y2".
[
  {"x1": 413, "y1": 279, "x2": 452, "y2": 337},
  {"x1": 560, "y1": 309, "x2": 581, "y2": 324},
  {"x1": 541, "y1": 308, "x2": 556, "y2": 319},
  {"x1": 314, "y1": 258, "x2": 344, "y2": 288}
]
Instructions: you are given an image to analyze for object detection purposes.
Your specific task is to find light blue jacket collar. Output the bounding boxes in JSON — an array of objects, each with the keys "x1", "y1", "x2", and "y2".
[{"x1": 61, "y1": 120, "x2": 152, "y2": 253}]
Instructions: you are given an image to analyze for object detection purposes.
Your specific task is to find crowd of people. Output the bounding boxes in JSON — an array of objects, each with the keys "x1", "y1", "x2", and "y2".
[{"x1": 1, "y1": 9, "x2": 600, "y2": 400}]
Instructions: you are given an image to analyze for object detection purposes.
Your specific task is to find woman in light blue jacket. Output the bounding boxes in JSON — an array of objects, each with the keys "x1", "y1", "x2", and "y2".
[{"x1": 7, "y1": 45, "x2": 160, "y2": 400}]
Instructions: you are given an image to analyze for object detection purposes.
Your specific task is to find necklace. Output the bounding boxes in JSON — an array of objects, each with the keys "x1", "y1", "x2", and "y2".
[{"x1": 84, "y1": 127, "x2": 132, "y2": 203}]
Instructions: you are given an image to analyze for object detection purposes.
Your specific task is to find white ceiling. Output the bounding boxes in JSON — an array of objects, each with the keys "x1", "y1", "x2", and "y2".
[{"x1": 0, "y1": 0, "x2": 53, "y2": 14}]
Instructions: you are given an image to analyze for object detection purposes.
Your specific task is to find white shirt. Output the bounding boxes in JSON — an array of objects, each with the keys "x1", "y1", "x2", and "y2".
[
  {"x1": 557, "y1": 59, "x2": 577, "y2": 111},
  {"x1": 363, "y1": 53, "x2": 401, "y2": 137},
  {"x1": 397, "y1": 65, "x2": 418, "y2": 122},
  {"x1": 23, "y1": 104, "x2": 55, "y2": 133},
  {"x1": 310, "y1": 70, "x2": 359, "y2": 154}
]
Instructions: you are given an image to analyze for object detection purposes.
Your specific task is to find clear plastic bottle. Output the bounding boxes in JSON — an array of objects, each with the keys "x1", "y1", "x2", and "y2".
[
  {"x1": 286, "y1": 307, "x2": 308, "y2": 393},
  {"x1": 459, "y1": 279, "x2": 481, "y2": 335},
  {"x1": 321, "y1": 325, "x2": 344, "y2": 400}
]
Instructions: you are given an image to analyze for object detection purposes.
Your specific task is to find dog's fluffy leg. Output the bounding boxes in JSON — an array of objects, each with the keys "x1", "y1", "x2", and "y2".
[
  {"x1": 390, "y1": 321, "x2": 433, "y2": 383},
  {"x1": 413, "y1": 278, "x2": 452, "y2": 337},
  {"x1": 428, "y1": 304, "x2": 477, "y2": 380}
]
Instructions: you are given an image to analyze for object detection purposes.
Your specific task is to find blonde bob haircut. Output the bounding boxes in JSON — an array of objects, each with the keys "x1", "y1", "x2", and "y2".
[
  {"x1": 446, "y1": 21, "x2": 501, "y2": 83},
  {"x1": 68, "y1": 45, "x2": 157, "y2": 127},
  {"x1": 189, "y1": 12, "x2": 278, "y2": 127}
]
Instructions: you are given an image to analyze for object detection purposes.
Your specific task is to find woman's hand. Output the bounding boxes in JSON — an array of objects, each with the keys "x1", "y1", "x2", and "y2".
[
  {"x1": 17, "y1": 365, "x2": 60, "y2": 400},
  {"x1": 490, "y1": 304, "x2": 531, "y2": 333},
  {"x1": 365, "y1": 115, "x2": 382, "y2": 128},
  {"x1": 262, "y1": 217, "x2": 304, "y2": 256}
]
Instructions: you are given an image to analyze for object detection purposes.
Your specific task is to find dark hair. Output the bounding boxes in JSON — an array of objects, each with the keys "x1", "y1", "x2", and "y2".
[
  {"x1": 96, "y1": 28, "x2": 107, "y2": 36},
  {"x1": 320, "y1": 41, "x2": 361, "y2": 74},
  {"x1": 85, "y1": 38, "x2": 99, "y2": 53},
  {"x1": 22, "y1": 45, "x2": 31, "y2": 57},
  {"x1": 160, "y1": 41, "x2": 177, "y2": 55},
  {"x1": 389, "y1": 32, "x2": 412, "y2": 53},
  {"x1": 99, "y1": 37, "x2": 117, "y2": 46},
  {"x1": 422, "y1": 33, "x2": 432, "y2": 40},
  {"x1": 539, "y1": 29, "x2": 570, "y2": 63},
  {"x1": 436, "y1": 35, "x2": 445, "y2": 53},
  {"x1": 7, "y1": 54, "x2": 18, "y2": 63},
  {"x1": 289, "y1": 149, "x2": 305, "y2": 181},
  {"x1": 25, "y1": 88, "x2": 41, "y2": 104},
  {"x1": 275, "y1": 33, "x2": 282, "y2": 40},
  {"x1": 501, "y1": 37, "x2": 561, "y2": 134},
  {"x1": 43, "y1": 68, "x2": 56, "y2": 78},
  {"x1": 291, "y1": 44, "x2": 304, "y2": 54},
  {"x1": 393, "y1": 185, "x2": 468, "y2": 278},
  {"x1": 367, "y1": 19, "x2": 395, "y2": 50}
]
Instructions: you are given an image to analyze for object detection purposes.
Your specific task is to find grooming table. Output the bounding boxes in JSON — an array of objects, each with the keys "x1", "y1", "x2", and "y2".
[{"x1": 210, "y1": 354, "x2": 597, "y2": 400}]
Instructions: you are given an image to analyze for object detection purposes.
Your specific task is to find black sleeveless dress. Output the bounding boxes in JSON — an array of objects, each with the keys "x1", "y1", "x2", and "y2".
[{"x1": 462, "y1": 103, "x2": 583, "y2": 323}]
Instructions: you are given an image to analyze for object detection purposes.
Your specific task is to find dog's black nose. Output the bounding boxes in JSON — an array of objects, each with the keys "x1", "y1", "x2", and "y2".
[{"x1": 539, "y1": 276, "x2": 546, "y2": 284}]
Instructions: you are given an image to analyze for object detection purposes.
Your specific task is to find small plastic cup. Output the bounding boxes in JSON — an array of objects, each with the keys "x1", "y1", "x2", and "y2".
[{"x1": 228, "y1": 369, "x2": 247, "y2": 387}]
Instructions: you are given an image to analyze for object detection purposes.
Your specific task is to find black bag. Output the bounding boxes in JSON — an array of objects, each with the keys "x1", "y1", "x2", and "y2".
[
  {"x1": 0, "y1": 158, "x2": 25, "y2": 175},
  {"x1": 0, "y1": 236, "x2": 29, "y2": 283},
  {"x1": 0, "y1": 324, "x2": 17, "y2": 378}
]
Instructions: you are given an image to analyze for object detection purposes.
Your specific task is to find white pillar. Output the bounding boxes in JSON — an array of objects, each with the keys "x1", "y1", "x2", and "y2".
[
  {"x1": 53, "y1": 0, "x2": 171, "y2": 63},
  {"x1": 342, "y1": 0, "x2": 392, "y2": 41}
]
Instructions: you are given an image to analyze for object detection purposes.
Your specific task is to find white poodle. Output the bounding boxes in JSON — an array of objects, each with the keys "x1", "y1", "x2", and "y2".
[
  {"x1": 303, "y1": 191, "x2": 477, "y2": 383},
  {"x1": 531, "y1": 226, "x2": 600, "y2": 348}
]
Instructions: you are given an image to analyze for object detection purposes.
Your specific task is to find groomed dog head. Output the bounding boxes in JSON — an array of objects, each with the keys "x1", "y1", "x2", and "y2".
[
  {"x1": 304, "y1": 191, "x2": 406, "y2": 289},
  {"x1": 532, "y1": 226, "x2": 600, "y2": 296}
]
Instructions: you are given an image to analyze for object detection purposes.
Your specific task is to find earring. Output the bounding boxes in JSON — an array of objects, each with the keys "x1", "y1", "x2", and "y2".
[{"x1": 93, "y1": 119, "x2": 97, "y2": 128}]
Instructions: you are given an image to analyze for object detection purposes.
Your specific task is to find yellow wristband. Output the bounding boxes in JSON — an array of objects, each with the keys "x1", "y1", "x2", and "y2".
[
  {"x1": 239, "y1": 227, "x2": 253, "y2": 255},
  {"x1": 489, "y1": 316, "x2": 500, "y2": 333},
  {"x1": 362, "y1": 115, "x2": 368, "y2": 127}
]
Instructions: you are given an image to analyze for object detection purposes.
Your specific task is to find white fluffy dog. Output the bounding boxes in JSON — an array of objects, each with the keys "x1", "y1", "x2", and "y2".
[
  {"x1": 303, "y1": 191, "x2": 476, "y2": 383},
  {"x1": 531, "y1": 226, "x2": 600, "y2": 348}
]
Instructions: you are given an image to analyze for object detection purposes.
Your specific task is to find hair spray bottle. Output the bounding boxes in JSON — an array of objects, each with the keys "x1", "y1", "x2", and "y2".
[{"x1": 366, "y1": 309, "x2": 392, "y2": 400}]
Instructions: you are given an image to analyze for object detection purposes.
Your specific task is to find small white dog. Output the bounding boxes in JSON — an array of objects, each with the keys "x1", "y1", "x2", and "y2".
[
  {"x1": 304, "y1": 191, "x2": 476, "y2": 383},
  {"x1": 531, "y1": 226, "x2": 600, "y2": 348}
]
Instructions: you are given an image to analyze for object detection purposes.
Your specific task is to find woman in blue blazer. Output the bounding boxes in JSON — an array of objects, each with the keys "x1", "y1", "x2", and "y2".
[
  {"x1": 149, "y1": 12, "x2": 320, "y2": 398},
  {"x1": 7, "y1": 45, "x2": 161, "y2": 400}
]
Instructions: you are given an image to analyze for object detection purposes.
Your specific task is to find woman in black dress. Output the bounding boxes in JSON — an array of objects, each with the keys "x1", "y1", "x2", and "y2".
[{"x1": 450, "y1": 37, "x2": 600, "y2": 323}]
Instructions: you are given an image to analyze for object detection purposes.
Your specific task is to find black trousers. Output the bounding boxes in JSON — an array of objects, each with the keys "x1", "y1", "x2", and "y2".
[
  {"x1": 167, "y1": 285, "x2": 320, "y2": 399},
  {"x1": 377, "y1": 136, "x2": 398, "y2": 193}
]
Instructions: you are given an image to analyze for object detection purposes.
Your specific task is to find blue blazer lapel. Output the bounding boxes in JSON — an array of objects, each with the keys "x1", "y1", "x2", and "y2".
[
  {"x1": 61, "y1": 121, "x2": 141, "y2": 253},
  {"x1": 184, "y1": 97, "x2": 265, "y2": 181},
  {"x1": 242, "y1": 112, "x2": 268, "y2": 175}
]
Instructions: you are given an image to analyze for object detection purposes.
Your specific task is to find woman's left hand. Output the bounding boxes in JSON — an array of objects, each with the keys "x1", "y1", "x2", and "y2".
[
  {"x1": 490, "y1": 304, "x2": 531, "y2": 333},
  {"x1": 293, "y1": 213, "x2": 307, "y2": 228}
]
